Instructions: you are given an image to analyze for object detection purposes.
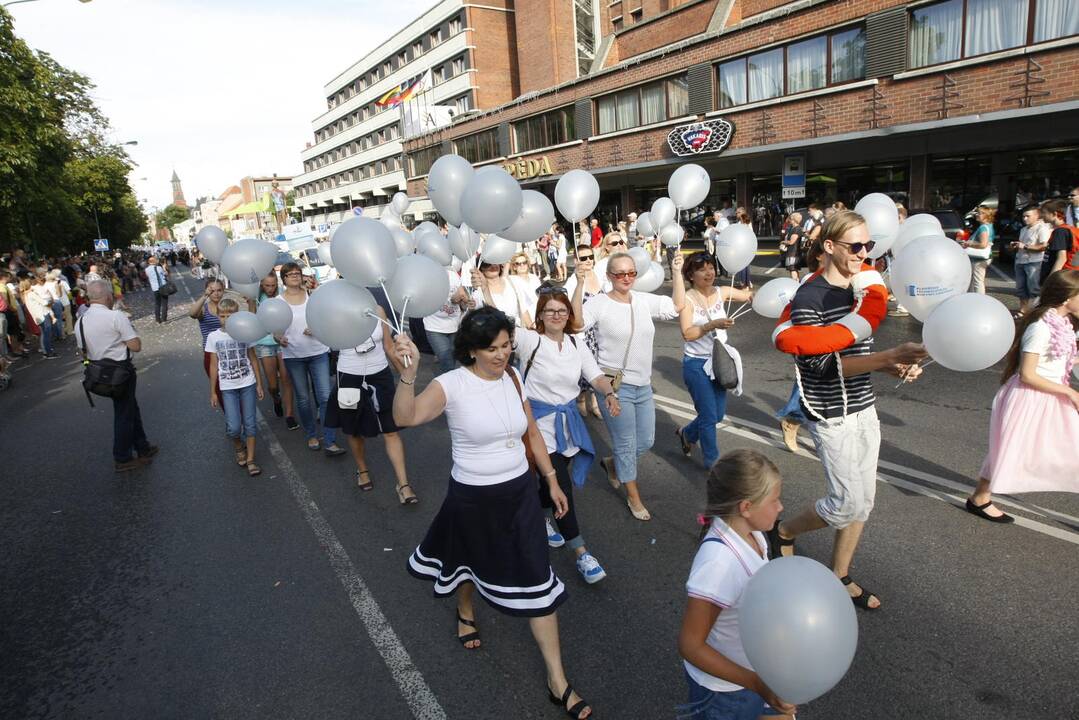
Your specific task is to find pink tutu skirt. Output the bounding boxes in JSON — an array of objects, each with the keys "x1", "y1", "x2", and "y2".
[{"x1": 978, "y1": 375, "x2": 1079, "y2": 495}]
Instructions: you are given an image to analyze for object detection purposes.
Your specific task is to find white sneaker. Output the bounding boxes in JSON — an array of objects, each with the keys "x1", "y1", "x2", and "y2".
[
  {"x1": 545, "y1": 518, "x2": 565, "y2": 548},
  {"x1": 576, "y1": 553, "x2": 606, "y2": 584}
]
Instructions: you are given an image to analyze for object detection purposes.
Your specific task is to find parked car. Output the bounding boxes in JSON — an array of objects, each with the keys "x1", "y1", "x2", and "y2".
[{"x1": 908, "y1": 209, "x2": 969, "y2": 244}]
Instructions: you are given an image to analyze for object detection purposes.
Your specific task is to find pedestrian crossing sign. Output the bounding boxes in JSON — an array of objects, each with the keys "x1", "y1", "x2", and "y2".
[{"x1": 93, "y1": 238, "x2": 110, "y2": 251}]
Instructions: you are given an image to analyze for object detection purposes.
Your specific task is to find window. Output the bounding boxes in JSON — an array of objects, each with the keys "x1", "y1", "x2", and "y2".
[
  {"x1": 1035, "y1": 0, "x2": 1079, "y2": 41},
  {"x1": 412, "y1": 40, "x2": 423, "y2": 57},
  {"x1": 595, "y1": 74, "x2": 690, "y2": 134},
  {"x1": 454, "y1": 94, "x2": 472, "y2": 113},
  {"x1": 430, "y1": 28, "x2": 442, "y2": 46},
  {"x1": 718, "y1": 59, "x2": 746, "y2": 108},
  {"x1": 787, "y1": 36, "x2": 827, "y2": 94},
  {"x1": 513, "y1": 106, "x2": 576, "y2": 152},
  {"x1": 410, "y1": 145, "x2": 442, "y2": 176},
  {"x1": 383, "y1": 61, "x2": 392, "y2": 76},
  {"x1": 455, "y1": 128, "x2": 500, "y2": 163},
  {"x1": 831, "y1": 27, "x2": 866, "y2": 83},
  {"x1": 452, "y1": 56, "x2": 466, "y2": 76},
  {"x1": 397, "y1": 51, "x2": 406, "y2": 67},
  {"x1": 449, "y1": 16, "x2": 462, "y2": 34},
  {"x1": 434, "y1": 66, "x2": 447, "y2": 84},
  {"x1": 748, "y1": 48, "x2": 783, "y2": 102}
]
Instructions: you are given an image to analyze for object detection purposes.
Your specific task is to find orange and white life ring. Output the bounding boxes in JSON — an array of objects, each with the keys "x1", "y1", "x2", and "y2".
[{"x1": 771, "y1": 266, "x2": 888, "y2": 355}]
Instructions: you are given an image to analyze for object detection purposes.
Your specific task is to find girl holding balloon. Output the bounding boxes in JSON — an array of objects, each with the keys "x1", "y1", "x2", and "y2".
[
  {"x1": 966, "y1": 269, "x2": 1079, "y2": 522},
  {"x1": 677, "y1": 449, "x2": 796, "y2": 719},
  {"x1": 254, "y1": 272, "x2": 297, "y2": 429}
]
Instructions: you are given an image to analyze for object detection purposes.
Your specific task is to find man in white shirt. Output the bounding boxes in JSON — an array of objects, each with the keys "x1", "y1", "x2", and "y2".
[
  {"x1": 145, "y1": 256, "x2": 170, "y2": 323},
  {"x1": 1066, "y1": 186, "x2": 1079, "y2": 227},
  {"x1": 75, "y1": 280, "x2": 157, "y2": 472}
]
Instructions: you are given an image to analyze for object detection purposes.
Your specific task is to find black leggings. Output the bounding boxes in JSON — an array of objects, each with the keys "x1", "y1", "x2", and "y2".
[{"x1": 538, "y1": 452, "x2": 582, "y2": 548}]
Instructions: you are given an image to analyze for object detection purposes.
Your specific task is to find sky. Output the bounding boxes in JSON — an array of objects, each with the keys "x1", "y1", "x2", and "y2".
[{"x1": 10, "y1": 0, "x2": 430, "y2": 210}]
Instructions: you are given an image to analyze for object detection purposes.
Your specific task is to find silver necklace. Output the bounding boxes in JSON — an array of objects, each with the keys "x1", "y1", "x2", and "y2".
[{"x1": 472, "y1": 368, "x2": 517, "y2": 448}]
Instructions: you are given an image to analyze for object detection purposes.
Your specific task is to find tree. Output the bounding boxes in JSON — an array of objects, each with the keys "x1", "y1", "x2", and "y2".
[{"x1": 155, "y1": 204, "x2": 190, "y2": 234}]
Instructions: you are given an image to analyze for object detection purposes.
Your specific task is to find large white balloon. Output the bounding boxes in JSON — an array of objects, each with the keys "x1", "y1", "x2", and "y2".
[
  {"x1": 331, "y1": 216, "x2": 398, "y2": 286},
  {"x1": 224, "y1": 311, "x2": 267, "y2": 344},
  {"x1": 635, "y1": 212, "x2": 656, "y2": 237},
  {"x1": 390, "y1": 227, "x2": 416, "y2": 257},
  {"x1": 196, "y1": 226, "x2": 227, "y2": 264},
  {"x1": 659, "y1": 223, "x2": 685, "y2": 248},
  {"x1": 554, "y1": 169, "x2": 600, "y2": 223},
  {"x1": 923, "y1": 293, "x2": 1015, "y2": 372},
  {"x1": 427, "y1": 154, "x2": 474, "y2": 227},
  {"x1": 752, "y1": 277, "x2": 801, "y2": 318},
  {"x1": 317, "y1": 242, "x2": 334, "y2": 267},
  {"x1": 386, "y1": 254, "x2": 452, "y2": 318},
  {"x1": 891, "y1": 214, "x2": 944, "y2": 258},
  {"x1": 633, "y1": 261, "x2": 664, "y2": 293},
  {"x1": 460, "y1": 166, "x2": 523, "y2": 234},
  {"x1": 627, "y1": 247, "x2": 651, "y2": 275},
  {"x1": 502, "y1": 190, "x2": 556, "y2": 243},
  {"x1": 417, "y1": 228, "x2": 452, "y2": 266},
  {"x1": 391, "y1": 191, "x2": 410, "y2": 215},
  {"x1": 220, "y1": 238, "x2": 278, "y2": 285},
  {"x1": 305, "y1": 281, "x2": 379, "y2": 350},
  {"x1": 890, "y1": 235, "x2": 971, "y2": 321},
  {"x1": 650, "y1": 197, "x2": 676, "y2": 230},
  {"x1": 715, "y1": 224, "x2": 758, "y2": 273},
  {"x1": 380, "y1": 210, "x2": 402, "y2": 231},
  {"x1": 256, "y1": 296, "x2": 292, "y2": 335},
  {"x1": 480, "y1": 234, "x2": 517, "y2": 264},
  {"x1": 668, "y1": 163, "x2": 711, "y2": 210},
  {"x1": 229, "y1": 281, "x2": 262, "y2": 300},
  {"x1": 854, "y1": 194, "x2": 900, "y2": 259},
  {"x1": 447, "y1": 225, "x2": 471, "y2": 263}
]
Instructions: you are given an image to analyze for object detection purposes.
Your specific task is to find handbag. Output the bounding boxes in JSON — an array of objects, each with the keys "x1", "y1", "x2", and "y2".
[
  {"x1": 600, "y1": 298, "x2": 634, "y2": 392},
  {"x1": 159, "y1": 280, "x2": 178, "y2": 296},
  {"x1": 78, "y1": 316, "x2": 132, "y2": 407},
  {"x1": 337, "y1": 386, "x2": 362, "y2": 409},
  {"x1": 711, "y1": 340, "x2": 739, "y2": 390}
]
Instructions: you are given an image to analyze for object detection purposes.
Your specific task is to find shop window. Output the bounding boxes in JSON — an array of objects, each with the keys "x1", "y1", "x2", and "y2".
[
  {"x1": 928, "y1": 155, "x2": 994, "y2": 211},
  {"x1": 595, "y1": 73, "x2": 690, "y2": 134},
  {"x1": 455, "y1": 128, "x2": 500, "y2": 163},
  {"x1": 410, "y1": 145, "x2": 442, "y2": 176},
  {"x1": 513, "y1": 106, "x2": 575, "y2": 153}
]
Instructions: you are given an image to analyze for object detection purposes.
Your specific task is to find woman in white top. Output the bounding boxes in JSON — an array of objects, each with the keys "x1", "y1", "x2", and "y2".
[
  {"x1": 423, "y1": 268, "x2": 472, "y2": 373},
  {"x1": 555, "y1": 227, "x2": 569, "y2": 282},
  {"x1": 572, "y1": 251, "x2": 686, "y2": 521},
  {"x1": 562, "y1": 243, "x2": 607, "y2": 419},
  {"x1": 393, "y1": 306, "x2": 593, "y2": 720},
  {"x1": 677, "y1": 252, "x2": 754, "y2": 470},
  {"x1": 471, "y1": 260, "x2": 534, "y2": 328},
  {"x1": 509, "y1": 250, "x2": 541, "y2": 311},
  {"x1": 275, "y1": 262, "x2": 345, "y2": 456},
  {"x1": 516, "y1": 288, "x2": 620, "y2": 585},
  {"x1": 324, "y1": 307, "x2": 416, "y2": 503},
  {"x1": 46, "y1": 269, "x2": 72, "y2": 336}
]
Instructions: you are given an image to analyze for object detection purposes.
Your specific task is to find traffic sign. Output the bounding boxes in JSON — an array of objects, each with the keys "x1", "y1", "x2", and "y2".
[
  {"x1": 352, "y1": 207, "x2": 363, "y2": 216},
  {"x1": 782, "y1": 187, "x2": 806, "y2": 199},
  {"x1": 93, "y1": 238, "x2": 110, "y2": 251}
]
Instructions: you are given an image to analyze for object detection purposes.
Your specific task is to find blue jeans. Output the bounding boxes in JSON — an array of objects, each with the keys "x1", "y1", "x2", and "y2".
[
  {"x1": 775, "y1": 383, "x2": 806, "y2": 424},
  {"x1": 681, "y1": 356, "x2": 728, "y2": 468},
  {"x1": 38, "y1": 315, "x2": 54, "y2": 354},
  {"x1": 222, "y1": 383, "x2": 258, "y2": 440},
  {"x1": 677, "y1": 670, "x2": 782, "y2": 719},
  {"x1": 285, "y1": 353, "x2": 336, "y2": 445},
  {"x1": 426, "y1": 330, "x2": 457, "y2": 374},
  {"x1": 51, "y1": 301, "x2": 64, "y2": 339},
  {"x1": 595, "y1": 382, "x2": 654, "y2": 483},
  {"x1": 1014, "y1": 261, "x2": 1041, "y2": 300}
]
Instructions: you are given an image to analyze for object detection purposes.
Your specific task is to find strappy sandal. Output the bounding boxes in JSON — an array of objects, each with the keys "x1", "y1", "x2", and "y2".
[
  {"x1": 357, "y1": 470, "x2": 373, "y2": 491},
  {"x1": 396, "y1": 483, "x2": 418, "y2": 505},
  {"x1": 548, "y1": 682, "x2": 592, "y2": 719},
  {"x1": 246, "y1": 462, "x2": 261, "y2": 476},
  {"x1": 235, "y1": 448, "x2": 247, "y2": 466},
  {"x1": 840, "y1": 576, "x2": 881, "y2": 611},
  {"x1": 766, "y1": 524, "x2": 796, "y2": 559},
  {"x1": 456, "y1": 613, "x2": 480, "y2": 649},
  {"x1": 599, "y1": 457, "x2": 620, "y2": 491},
  {"x1": 307, "y1": 439, "x2": 321, "y2": 451},
  {"x1": 674, "y1": 427, "x2": 692, "y2": 456}
]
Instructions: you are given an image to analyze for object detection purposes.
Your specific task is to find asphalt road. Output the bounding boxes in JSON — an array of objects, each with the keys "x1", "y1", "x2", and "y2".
[{"x1": 1, "y1": 260, "x2": 1076, "y2": 720}]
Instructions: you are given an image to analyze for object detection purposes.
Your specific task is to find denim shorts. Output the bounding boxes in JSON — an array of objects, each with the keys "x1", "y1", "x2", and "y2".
[
  {"x1": 1014, "y1": 262, "x2": 1041, "y2": 300},
  {"x1": 254, "y1": 343, "x2": 280, "y2": 359},
  {"x1": 677, "y1": 671, "x2": 783, "y2": 720}
]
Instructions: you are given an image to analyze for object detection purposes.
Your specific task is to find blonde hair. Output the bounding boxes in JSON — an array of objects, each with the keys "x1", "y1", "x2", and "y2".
[
  {"x1": 977, "y1": 206, "x2": 997, "y2": 224},
  {"x1": 700, "y1": 450, "x2": 781, "y2": 536},
  {"x1": 217, "y1": 298, "x2": 240, "y2": 314},
  {"x1": 822, "y1": 210, "x2": 867, "y2": 245}
]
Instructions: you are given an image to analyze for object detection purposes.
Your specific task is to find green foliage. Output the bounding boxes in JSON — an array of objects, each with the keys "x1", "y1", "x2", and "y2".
[
  {"x1": 154, "y1": 204, "x2": 190, "y2": 231},
  {"x1": 0, "y1": 8, "x2": 146, "y2": 256}
]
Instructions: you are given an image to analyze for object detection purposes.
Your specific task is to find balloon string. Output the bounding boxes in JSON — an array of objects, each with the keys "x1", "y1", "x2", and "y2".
[
  {"x1": 728, "y1": 301, "x2": 749, "y2": 318},
  {"x1": 893, "y1": 358, "x2": 935, "y2": 388},
  {"x1": 398, "y1": 296, "x2": 411, "y2": 368},
  {"x1": 367, "y1": 311, "x2": 396, "y2": 332},
  {"x1": 380, "y1": 279, "x2": 402, "y2": 334},
  {"x1": 729, "y1": 306, "x2": 753, "y2": 322},
  {"x1": 725, "y1": 274, "x2": 736, "y2": 315}
]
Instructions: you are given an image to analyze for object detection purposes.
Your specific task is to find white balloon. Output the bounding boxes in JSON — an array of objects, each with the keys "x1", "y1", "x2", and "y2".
[
  {"x1": 414, "y1": 221, "x2": 441, "y2": 239},
  {"x1": 305, "y1": 281, "x2": 379, "y2": 350},
  {"x1": 223, "y1": 311, "x2": 267, "y2": 344},
  {"x1": 220, "y1": 238, "x2": 278, "y2": 285},
  {"x1": 417, "y1": 228, "x2": 452, "y2": 266},
  {"x1": 391, "y1": 191, "x2": 410, "y2": 215},
  {"x1": 650, "y1": 197, "x2": 676, "y2": 230},
  {"x1": 387, "y1": 254, "x2": 452, "y2": 318},
  {"x1": 635, "y1": 212, "x2": 656, "y2": 237},
  {"x1": 502, "y1": 190, "x2": 556, "y2": 243},
  {"x1": 428, "y1": 154, "x2": 474, "y2": 227},
  {"x1": 554, "y1": 169, "x2": 600, "y2": 223},
  {"x1": 317, "y1": 242, "x2": 334, "y2": 266},
  {"x1": 855, "y1": 195, "x2": 900, "y2": 259},
  {"x1": 460, "y1": 166, "x2": 523, "y2": 234},
  {"x1": 331, "y1": 216, "x2": 398, "y2": 286},
  {"x1": 480, "y1": 235, "x2": 517, "y2": 265},
  {"x1": 633, "y1": 261, "x2": 664, "y2": 292},
  {"x1": 715, "y1": 224, "x2": 758, "y2": 274},
  {"x1": 659, "y1": 223, "x2": 685, "y2": 248},
  {"x1": 390, "y1": 227, "x2": 416, "y2": 257},
  {"x1": 740, "y1": 556, "x2": 858, "y2": 705},
  {"x1": 923, "y1": 293, "x2": 1015, "y2": 372},
  {"x1": 256, "y1": 296, "x2": 292, "y2": 335},
  {"x1": 448, "y1": 225, "x2": 471, "y2": 263},
  {"x1": 380, "y1": 211, "x2": 402, "y2": 230},
  {"x1": 892, "y1": 214, "x2": 943, "y2": 258},
  {"x1": 229, "y1": 281, "x2": 262, "y2": 300},
  {"x1": 752, "y1": 277, "x2": 801, "y2": 318},
  {"x1": 627, "y1": 247, "x2": 651, "y2": 275},
  {"x1": 195, "y1": 226, "x2": 227, "y2": 264},
  {"x1": 890, "y1": 235, "x2": 971, "y2": 321},
  {"x1": 668, "y1": 163, "x2": 711, "y2": 210}
]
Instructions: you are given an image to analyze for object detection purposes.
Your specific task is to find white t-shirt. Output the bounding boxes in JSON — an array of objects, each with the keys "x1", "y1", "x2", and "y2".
[
  {"x1": 281, "y1": 296, "x2": 330, "y2": 359},
  {"x1": 146, "y1": 264, "x2": 167, "y2": 291},
  {"x1": 684, "y1": 517, "x2": 770, "y2": 692},
  {"x1": 435, "y1": 367, "x2": 530, "y2": 486},
  {"x1": 204, "y1": 329, "x2": 256, "y2": 390},
  {"x1": 1016, "y1": 222, "x2": 1049, "y2": 265},
  {"x1": 563, "y1": 266, "x2": 611, "y2": 297},
  {"x1": 473, "y1": 276, "x2": 531, "y2": 326},
  {"x1": 1021, "y1": 318, "x2": 1077, "y2": 382},
  {"x1": 515, "y1": 328, "x2": 603, "y2": 456},
  {"x1": 581, "y1": 291, "x2": 679, "y2": 386},
  {"x1": 75, "y1": 304, "x2": 137, "y2": 362},
  {"x1": 424, "y1": 270, "x2": 464, "y2": 334},
  {"x1": 684, "y1": 290, "x2": 729, "y2": 358},
  {"x1": 337, "y1": 321, "x2": 389, "y2": 376}
]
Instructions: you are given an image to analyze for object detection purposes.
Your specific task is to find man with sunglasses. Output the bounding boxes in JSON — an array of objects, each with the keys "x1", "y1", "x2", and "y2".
[{"x1": 769, "y1": 211, "x2": 927, "y2": 613}]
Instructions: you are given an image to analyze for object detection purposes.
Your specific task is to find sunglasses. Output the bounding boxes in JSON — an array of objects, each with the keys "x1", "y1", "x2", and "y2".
[
  {"x1": 831, "y1": 240, "x2": 876, "y2": 254},
  {"x1": 608, "y1": 240, "x2": 626, "y2": 246},
  {"x1": 537, "y1": 286, "x2": 568, "y2": 296},
  {"x1": 609, "y1": 270, "x2": 638, "y2": 279},
  {"x1": 512, "y1": 261, "x2": 529, "y2": 266},
  {"x1": 479, "y1": 263, "x2": 500, "y2": 270},
  {"x1": 577, "y1": 254, "x2": 595, "y2": 261}
]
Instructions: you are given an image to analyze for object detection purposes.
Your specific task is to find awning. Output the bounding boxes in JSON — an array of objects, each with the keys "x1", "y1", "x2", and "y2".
[{"x1": 223, "y1": 192, "x2": 272, "y2": 217}]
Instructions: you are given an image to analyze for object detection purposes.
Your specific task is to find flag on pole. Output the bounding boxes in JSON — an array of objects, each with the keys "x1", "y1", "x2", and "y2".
[{"x1": 376, "y1": 69, "x2": 432, "y2": 108}]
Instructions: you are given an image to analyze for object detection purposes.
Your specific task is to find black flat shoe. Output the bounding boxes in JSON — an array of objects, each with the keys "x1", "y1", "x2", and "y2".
[{"x1": 965, "y1": 498, "x2": 1015, "y2": 524}]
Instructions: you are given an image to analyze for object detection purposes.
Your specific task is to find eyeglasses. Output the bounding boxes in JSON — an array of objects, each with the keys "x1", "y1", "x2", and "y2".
[
  {"x1": 537, "y1": 286, "x2": 567, "y2": 296},
  {"x1": 512, "y1": 261, "x2": 529, "y2": 266},
  {"x1": 283, "y1": 271, "x2": 302, "y2": 277},
  {"x1": 609, "y1": 270, "x2": 638, "y2": 279},
  {"x1": 542, "y1": 308, "x2": 569, "y2": 316},
  {"x1": 577, "y1": 254, "x2": 595, "y2": 261},
  {"x1": 831, "y1": 240, "x2": 876, "y2": 255},
  {"x1": 479, "y1": 263, "x2": 500, "y2": 270}
]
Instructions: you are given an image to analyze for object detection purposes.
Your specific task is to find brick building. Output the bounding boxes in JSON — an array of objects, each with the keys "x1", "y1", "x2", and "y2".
[{"x1": 403, "y1": 0, "x2": 1079, "y2": 236}]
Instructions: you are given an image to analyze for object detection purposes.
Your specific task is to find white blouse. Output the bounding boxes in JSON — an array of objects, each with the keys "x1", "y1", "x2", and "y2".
[
  {"x1": 1022, "y1": 318, "x2": 1077, "y2": 382},
  {"x1": 581, "y1": 291, "x2": 678, "y2": 386},
  {"x1": 337, "y1": 320, "x2": 388, "y2": 376},
  {"x1": 684, "y1": 290, "x2": 729, "y2": 358}
]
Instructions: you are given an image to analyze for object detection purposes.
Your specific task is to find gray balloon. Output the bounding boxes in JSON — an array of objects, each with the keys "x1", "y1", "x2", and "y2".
[
  {"x1": 224, "y1": 311, "x2": 268, "y2": 344},
  {"x1": 448, "y1": 225, "x2": 471, "y2": 262},
  {"x1": 230, "y1": 282, "x2": 261, "y2": 300},
  {"x1": 739, "y1": 556, "x2": 858, "y2": 705},
  {"x1": 391, "y1": 227, "x2": 416, "y2": 257},
  {"x1": 387, "y1": 254, "x2": 451, "y2": 319},
  {"x1": 196, "y1": 226, "x2": 227, "y2": 263},
  {"x1": 428, "y1": 154, "x2": 474, "y2": 227},
  {"x1": 459, "y1": 166, "x2": 523, "y2": 234},
  {"x1": 331, "y1": 216, "x2": 398, "y2": 286},
  {"x1": 554, "y1": 169, "x2": 600, "y2": 222},
  {"x1": 305, "y1": 280, "x2": 379, "y2": 350},
  {"x1": 502, "y1": 190, "x2": 555, "y2": 243},
  {"x1": 417, "y1": 228, "x2": 452, "y2": 267},
  {"x1": 220, "y1": 238, "x2": 278, "y2": 285},
  {"x1": 480, "y1": 234, "x2": 517, "y2": 264},
  {"x1": 256, "y1": 296, "x2": 292, "y2": 335}
]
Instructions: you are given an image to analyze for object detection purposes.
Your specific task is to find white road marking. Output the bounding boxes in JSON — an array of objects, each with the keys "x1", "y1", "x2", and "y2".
[{"x1": 257, "y1": 413, "x2": 447, "y2": 720}]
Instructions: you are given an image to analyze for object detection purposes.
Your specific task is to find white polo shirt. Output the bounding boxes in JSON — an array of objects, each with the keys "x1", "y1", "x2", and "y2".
[{"x1": 75, "y1": 304, "x2": 137, "y2": 362}]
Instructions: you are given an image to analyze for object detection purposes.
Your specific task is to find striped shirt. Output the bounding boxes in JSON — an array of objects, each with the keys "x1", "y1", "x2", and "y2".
[
  {"x1": 198, "y1": 304, "x2": 222, "y2": 347},
  {"x1": 791, "y1": 274, "x2": 874, "y2": 420}
]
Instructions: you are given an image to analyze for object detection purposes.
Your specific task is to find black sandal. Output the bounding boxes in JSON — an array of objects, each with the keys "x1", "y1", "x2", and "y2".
[
  {"x1": 456, "y1": 613, "x2": 480, "y2": 649},
  {"x1": 674, "y1": 427, "x2": 692, "y2": 456},
  {"x1": 840, "y1": 575, "x2": 881, "y2": 611},
  {"x1": 765, "y1": 524, "x2": 795, "y2": 559},
  {"x1": 964, "y1": 497, "x2": 1014, "y2": 524},
  {"x1": 396, "y1": 483, "x2": 418, "y2": 505},
  {"x1": 357, "y1": 470, "x2": 373, "y2": 491},
  {"x1": 548, "y1": 682, "x2": 591, "y2": 719}
]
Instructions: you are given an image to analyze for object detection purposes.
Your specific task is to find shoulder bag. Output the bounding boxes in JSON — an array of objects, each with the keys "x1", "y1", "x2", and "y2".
[
  {"x1": 78, "y1": 317, "x2": 132, "y2": 407},
  {"x1": 505, "y1": 369, "x2": 536, "y2": 471},
  {"x1": 696, "y1": 292, "x2": 739, "y2": 390}
]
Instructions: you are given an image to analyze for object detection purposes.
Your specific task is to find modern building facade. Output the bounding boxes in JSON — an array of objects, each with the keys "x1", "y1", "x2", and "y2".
[
  {"x1": 402, "y1": 0, "x2": 1078, "y2": 237},
  {"x1": 293, "y1": 0, "x2": 521, "y2": 227}
]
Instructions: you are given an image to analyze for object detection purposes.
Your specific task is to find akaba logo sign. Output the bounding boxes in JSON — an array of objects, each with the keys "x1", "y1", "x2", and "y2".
[{"x1": 667, "y1": 119, "x2": 735, "y2": 157}]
